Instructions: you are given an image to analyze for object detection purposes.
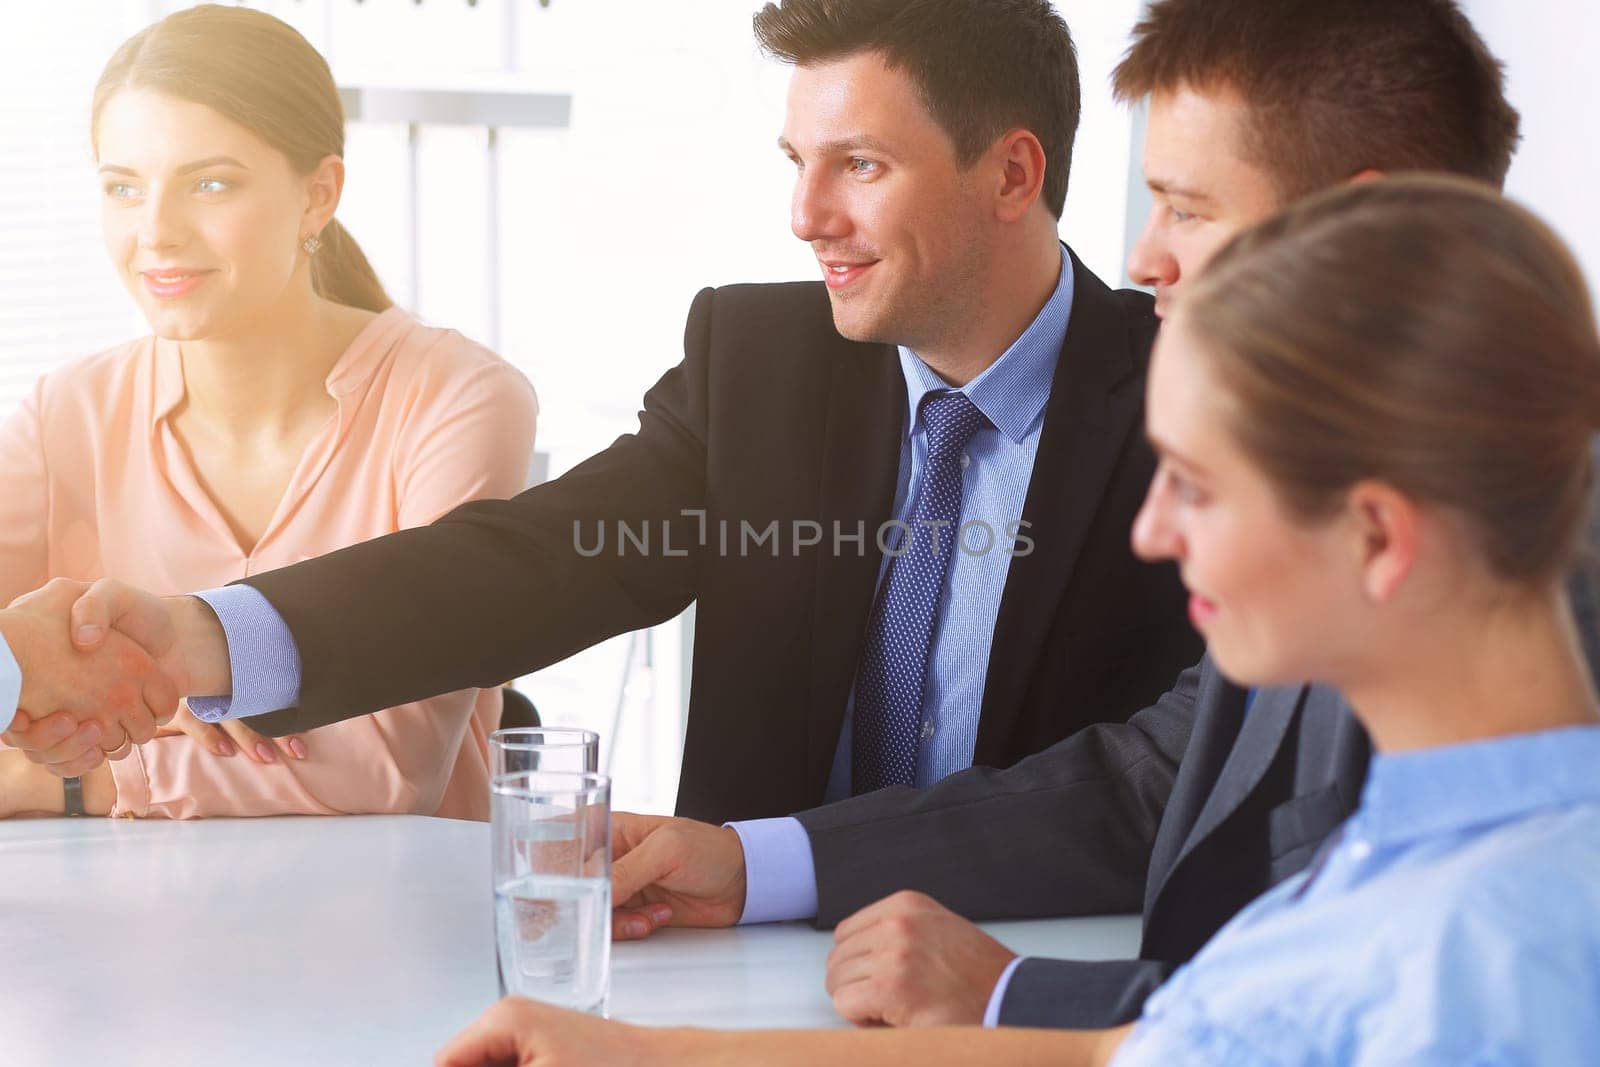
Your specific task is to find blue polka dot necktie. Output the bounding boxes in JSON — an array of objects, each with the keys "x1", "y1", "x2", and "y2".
[{"x1": 852, "y1": 391, "x2": 990, "y2": 794}]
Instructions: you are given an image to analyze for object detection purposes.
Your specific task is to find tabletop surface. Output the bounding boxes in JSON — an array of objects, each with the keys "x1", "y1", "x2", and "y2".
[{"x1": 2, "y1": 815, "x2": 1141, "y2": 1065}]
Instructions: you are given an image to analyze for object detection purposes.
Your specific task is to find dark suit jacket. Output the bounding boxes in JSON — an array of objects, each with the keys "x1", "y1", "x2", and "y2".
[
  {"x1": 239, "y1": 250, "x2": 1202, "y2": 822},
  {"x1": 798, "y1": 561, "x2": 1600, "y2": 1028}
]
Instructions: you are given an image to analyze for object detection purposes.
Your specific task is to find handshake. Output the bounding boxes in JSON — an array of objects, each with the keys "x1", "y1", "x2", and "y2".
[{"x1": 0, "y1": 578, "x2": 233, "y2": 776}]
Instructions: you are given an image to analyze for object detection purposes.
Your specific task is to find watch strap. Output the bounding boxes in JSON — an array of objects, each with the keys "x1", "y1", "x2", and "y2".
[{"x1": 63, "y1": 775, "x2": 85, "y2": 817}]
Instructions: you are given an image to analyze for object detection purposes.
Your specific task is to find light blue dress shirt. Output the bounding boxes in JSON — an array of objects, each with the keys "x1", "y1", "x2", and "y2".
[
  {"x1": 195, "y1": 248, "x2": 1074, "y2": 758},
  {"x1": 733, "y1": 250, "x2": 1076, "y2": 922},
  {"x1": 825, "y1": 248, "x2": 1073, "y2": 799},
  {"x1": 1111, "y1": 725, "x2": 1600, "y2": 1065},
  {"x1": 0, "y1": 631, "x2": 21, "y2": 731},
  {"x1": 186, "y1": 585, "x2": 302, "y2": 723}
]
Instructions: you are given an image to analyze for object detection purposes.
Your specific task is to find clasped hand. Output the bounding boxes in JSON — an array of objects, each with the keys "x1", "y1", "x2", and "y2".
[{"x1": 0, "y1": 578, "x2": 190, "y2": 777}]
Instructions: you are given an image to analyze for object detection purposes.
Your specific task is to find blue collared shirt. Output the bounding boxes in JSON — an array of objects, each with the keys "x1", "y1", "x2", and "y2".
[
  {"x1": 735, "y1": 250, "x2": 1074, "y2": 922},
  {"x1": 823, "y1": 247, "x2": 1073, "y2": 799},
  {"x1": 1111, "y1": 725, "x2": 1600, "y2": 1066}
]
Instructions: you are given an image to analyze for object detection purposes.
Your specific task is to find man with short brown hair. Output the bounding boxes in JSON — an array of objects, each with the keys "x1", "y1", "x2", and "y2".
[
  {"x1": 1118, "y1": 0, "x2": 1521, "y2": 316},
  {"x1": 1116, "y1": 0, "x2": 1519, "y2": 197},
  {"x1": 590, "y1": 0, "x2": 1582, "y2": 1035}
]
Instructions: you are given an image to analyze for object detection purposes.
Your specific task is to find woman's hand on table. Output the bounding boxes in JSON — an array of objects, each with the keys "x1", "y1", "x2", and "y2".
[
  {"x1": 435, "y1": 996, "x2": 670, "y2": 1067},
  {"x1": 434, "y1": 994, "x2": 1135, "y2": 1066},
  {"x1": 159, "y1": 704, "x2": 307, "y2": 763}
]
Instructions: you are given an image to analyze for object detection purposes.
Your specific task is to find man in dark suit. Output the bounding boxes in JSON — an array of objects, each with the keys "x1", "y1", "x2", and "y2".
[
  {"x1": 4, "y1": 0, "x2": 1200, "y2": 821},
  {"x1": 596, "y1": 0, "x2": 1574, "y2": 1031}
]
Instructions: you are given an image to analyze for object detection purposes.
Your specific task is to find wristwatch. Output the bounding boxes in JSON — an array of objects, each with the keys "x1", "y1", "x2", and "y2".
[{"x1": 63, "y1": 775, "x2": 85, "y2": 817}]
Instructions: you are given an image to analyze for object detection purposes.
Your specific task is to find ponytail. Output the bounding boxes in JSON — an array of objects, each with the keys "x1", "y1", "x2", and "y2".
[{"x1": 311, "y1": 220, "x2": 392, "y2": 313}]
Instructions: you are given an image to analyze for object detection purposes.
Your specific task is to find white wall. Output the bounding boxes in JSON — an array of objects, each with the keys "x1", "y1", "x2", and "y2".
[
  {"x1": 1461, "y1": 0, "x2": 1600, "y2": 306},
  {"x1": 1054, "y1": 0, "x2": 1144, "y2": 285}
]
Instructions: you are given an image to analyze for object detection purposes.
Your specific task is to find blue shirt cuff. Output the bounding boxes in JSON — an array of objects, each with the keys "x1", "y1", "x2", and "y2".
[
  {"x1": 0, "y1": 630, "x2": 20, "y2": 732},
  {"x1": 187, "y1": 586, "x2": 303, "y2": 722},
  {"x1": 983, "y1": 956, "x2": 1028, "y2": 1027},
  {"x1": 727, "y1": 816, "x2": 819, "y2": 924}
]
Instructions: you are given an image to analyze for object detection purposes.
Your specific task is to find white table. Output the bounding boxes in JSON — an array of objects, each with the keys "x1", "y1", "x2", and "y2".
[{"x1": 1, "y1": 815, "x2": 1141, "y2": 1065}]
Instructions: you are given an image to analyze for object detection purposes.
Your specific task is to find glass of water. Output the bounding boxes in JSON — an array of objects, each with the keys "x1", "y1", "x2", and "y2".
[
  {"x1": 492, "y1": 770, "x2": 612, "y2": 1015},
  {"x1": 489, "y1": 727, "x2": 600, "y2": 777}
]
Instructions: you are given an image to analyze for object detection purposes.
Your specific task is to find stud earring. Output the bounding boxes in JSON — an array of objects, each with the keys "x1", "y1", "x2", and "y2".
[{"x1": 301, "y1": 234, "x2": 323, "y2": 256}]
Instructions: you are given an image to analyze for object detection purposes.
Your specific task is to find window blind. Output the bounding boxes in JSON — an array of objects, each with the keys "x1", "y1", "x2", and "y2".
[{"x1": 0, "y1": 6, "x2": 143, "y2": 422}]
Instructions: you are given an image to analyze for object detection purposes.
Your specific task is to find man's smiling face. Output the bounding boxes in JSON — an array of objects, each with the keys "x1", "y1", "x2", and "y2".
[{"x1": 781, "y1": 50, "x2": 990, "y2": 353}]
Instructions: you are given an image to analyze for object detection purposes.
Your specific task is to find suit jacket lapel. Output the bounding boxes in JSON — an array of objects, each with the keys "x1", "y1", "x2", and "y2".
[
  {"x1": 804, "y1": 335, "x2": 904, "y2": 799},
  {"x1": 1142, "y1": 666, "x2": 1249, "y2": 913},
  {"x1": 973, "y1": 251, "x2": 1150, "y2": 765},
  {"x1": 1148, "y1": 683, "x2": 1307, "y2": 911}
]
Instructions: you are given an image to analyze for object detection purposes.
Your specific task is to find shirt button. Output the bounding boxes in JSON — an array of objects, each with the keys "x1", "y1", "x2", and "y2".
[
  {"x1": 961, "y1": 453, "x2": 972, "y2": 469},
  {"x1": 1347, "y1": 838, "x2": 1372, "y2": 862},
  {"x1": 920, "y1": 720, "x2": 936, "y2": 740}
]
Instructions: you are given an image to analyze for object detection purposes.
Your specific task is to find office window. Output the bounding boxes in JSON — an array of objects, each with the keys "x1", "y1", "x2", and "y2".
[{"x1": 0, "y1": 5, "x2": 146, "y2": 419}]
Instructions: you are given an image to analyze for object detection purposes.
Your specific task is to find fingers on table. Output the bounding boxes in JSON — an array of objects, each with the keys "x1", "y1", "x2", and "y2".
[
  {"x1": 434, "y1": 998, "x2": 535, "y2": 1067},
  {"x1": 826, "y1": 893, "x2": 930, "y2": 1013},
  {"x1": 826, "y1": 932, "x2": 920, "y2": 1027},
  {"x1": 612, "y1": 902, "x2": 674, "y2": 941},
  {"x1": 178, "y1": 717, "x2": 304, "y2": 763},
  {"x1": 826, "y1": 920, "x2": 900, "y2": 994},
  {"x1": 233, "y1": 720, "x2": 279, "y2": 763},
  {"x1": 179, "y1": 717, "x2": 238, "y2": 758},
  {"x1": 828, "y1": 970, "x2": 892, "y2": 1026},
  {"x1": 224, "y1": 720, "x2": 305, "y2": 763}
]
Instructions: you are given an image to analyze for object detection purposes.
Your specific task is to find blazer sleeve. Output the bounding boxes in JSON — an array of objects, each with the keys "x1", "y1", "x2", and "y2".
[
  {"x1": 996, "y1": 957, "x2": 1174, "y2": 1029},
  {"x1": 240, "y1": 290, "x2": 719, "y2": 736},
  {"x1": 796, "y1": 660, "x2": 1204, "y2": 925},
  {"x1": 110, "y1": 354, "x2": 540, "y2": 818}
]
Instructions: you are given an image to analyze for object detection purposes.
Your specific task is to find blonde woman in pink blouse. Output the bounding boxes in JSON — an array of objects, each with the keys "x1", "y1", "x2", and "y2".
[{"x1": 0, "y1": 6, "x2": 536, "y2": 821}]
